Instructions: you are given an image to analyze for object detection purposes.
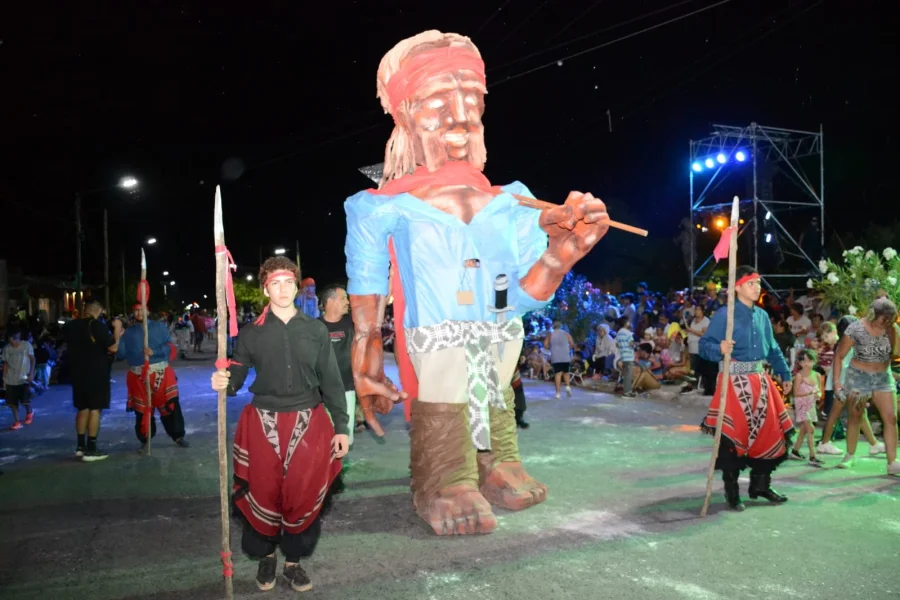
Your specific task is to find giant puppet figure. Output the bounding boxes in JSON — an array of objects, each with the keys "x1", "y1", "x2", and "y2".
[{"x1": 345, "y1": 31, "x2": 610, "y2": 536}]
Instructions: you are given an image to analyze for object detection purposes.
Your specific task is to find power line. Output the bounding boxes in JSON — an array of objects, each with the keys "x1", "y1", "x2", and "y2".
[
  {"x1": 490, "y1": 0, "x2": 554, "y2": 52},
  {"x1": 246, "y1": 121, "x2": 387, "y2": 172},
  {"x1": 617, "y1": 0, "x2": 827, "y2": 122},
  {"x1": 492, "y1": 0, "x2": 737, "y2": 87},
  {"x1": 489, "y1": 0, "x2": 707, "y2": 73},
  {"x1": 474, "y1": 0, "x2": 516, "y2": 37},
  {"x1": 541, "y1": 0, "x2": 607, "y2": 46},
  {"x1": 236, "y1": 0, "x2": 734, "y2": 173}
]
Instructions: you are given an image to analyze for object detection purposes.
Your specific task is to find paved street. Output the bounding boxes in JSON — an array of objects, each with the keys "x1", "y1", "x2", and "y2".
[{"x1": 1, "y1": 348, "x2": 898, "y2": 600}]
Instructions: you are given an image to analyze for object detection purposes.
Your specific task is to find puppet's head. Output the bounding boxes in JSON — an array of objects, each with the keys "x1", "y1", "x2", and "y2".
[{"x1": 376, "y1": 30, "x2": 487, "y2": 187}]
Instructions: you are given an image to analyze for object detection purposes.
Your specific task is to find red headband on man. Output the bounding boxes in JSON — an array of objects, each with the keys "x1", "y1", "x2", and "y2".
[
  {"x1": 735, "y1": 273, "x2": 761, "y2": 288},
  {"x1": 385, "y1": 46, "x2": 486, "y2": 113},
  {"x1": 263, "y1": 269, "x2": 298, "y2": 287}
]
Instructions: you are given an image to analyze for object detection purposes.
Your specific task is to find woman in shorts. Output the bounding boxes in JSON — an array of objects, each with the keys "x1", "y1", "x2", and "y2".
[{"x1": 833, "y1": 298, "x2": 899, "y2": 475}]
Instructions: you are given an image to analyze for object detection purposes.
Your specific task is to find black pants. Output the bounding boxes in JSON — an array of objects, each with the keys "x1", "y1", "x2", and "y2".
[
  {"x1": 513, "y1": 384, "x2": 527, "y2": 422},
  {"x1": 713, "y1": 435, "x2": 783, "y2": 474},
  {"x1": 134, "y1": 397, "x2": 186, "y2": 443},
  {"x1": 241, "y1": 517, "x2": 322, "y2": 563}
]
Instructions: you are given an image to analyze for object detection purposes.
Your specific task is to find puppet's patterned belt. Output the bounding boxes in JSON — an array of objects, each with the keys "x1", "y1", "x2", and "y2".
[
  {"x1": 406, "y1": 318, "x2": 524, "y2": 451},
  {"x1": 719, "y1": 360, "x2": 764, "y2": 375}
]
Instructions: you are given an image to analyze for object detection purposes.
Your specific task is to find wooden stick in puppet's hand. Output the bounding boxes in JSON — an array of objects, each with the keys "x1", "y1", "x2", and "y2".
[
  {"x1": 512, "y1": 194, "x2": 648, "y2": 237},
  {"x1": 700, "y1": 196, "x2": 740, "y2": 518}
]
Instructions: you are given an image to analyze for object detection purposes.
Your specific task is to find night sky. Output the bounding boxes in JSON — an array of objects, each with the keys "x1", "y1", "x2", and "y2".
[{"x1": 3, "y1": 0, "x2": 896, "y2": 308}]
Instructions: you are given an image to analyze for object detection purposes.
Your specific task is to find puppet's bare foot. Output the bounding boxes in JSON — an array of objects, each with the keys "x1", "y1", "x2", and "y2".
[
  {"x1": 480, "y1": 462, "x2": 548, "y2": 511},
  {"x1": 417, "y1": 484, "x2": 497, "y2": 536}
]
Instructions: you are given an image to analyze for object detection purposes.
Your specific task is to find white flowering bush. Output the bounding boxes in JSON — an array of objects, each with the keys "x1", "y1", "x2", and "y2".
[{"x1": 811, "y1": 247, "x2": 900, "y2": 313}]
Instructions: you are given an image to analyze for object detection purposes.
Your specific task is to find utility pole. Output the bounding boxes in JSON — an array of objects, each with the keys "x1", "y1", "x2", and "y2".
[
  {"x1": 121, "y1": 250, "x2": 127, "y2": 316},
  {"x1": 104, "y1": 209, "x2": 110, "y2": 311},
  {"x1": 295, "y1": 240, "x2": 300, "y2": 267},
  {"x1": 75, "y1": 193, "x2": 83, "y2": 315}
]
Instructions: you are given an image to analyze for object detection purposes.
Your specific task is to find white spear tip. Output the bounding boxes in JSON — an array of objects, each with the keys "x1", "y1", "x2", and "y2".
[
  {"x1": 214, "y1": 185, "x2": 224, "y2": 235},
  {"x1": 141, "y1": 248, "x2": 146, "y2": 268}
]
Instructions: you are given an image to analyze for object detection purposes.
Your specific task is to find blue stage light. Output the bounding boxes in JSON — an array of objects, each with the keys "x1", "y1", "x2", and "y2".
[
  {"x1": 692, "y1": 162, "x2": 703, "y2": 172},
  {"x1": 716, "y1": 153, "x2": 727, "y2": 164},
  {"x1": 735, "y1": 150, "x2": 747, "y2": 162},
  {"x1": 704, "y1": 158, "x2": 715, "y2": 168}
]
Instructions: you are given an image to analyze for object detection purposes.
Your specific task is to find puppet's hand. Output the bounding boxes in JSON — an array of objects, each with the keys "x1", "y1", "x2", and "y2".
[
  {"x1": 355, "y1": 373, "x2": 405, "y2": 437},
  {"x1": 350, "y1": 292, "x2": 407, "y2": 438},
  {"x1": 538, "y1": 191, "x2": 610, "y2": 271}
]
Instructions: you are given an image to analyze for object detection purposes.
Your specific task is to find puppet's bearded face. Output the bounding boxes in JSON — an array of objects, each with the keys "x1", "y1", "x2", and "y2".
[{"x1": 405, "y1": 70, "x2": 487, "y2": 172}]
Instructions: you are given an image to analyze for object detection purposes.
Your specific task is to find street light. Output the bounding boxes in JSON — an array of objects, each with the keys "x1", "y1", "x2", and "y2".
[
  {"x1": 75, "y1": 174, "x2": 141, "y2": 315},
  {"x1": 274, "y1": 248, "x2": 286, "y2": 255},
  {"x1": 147, "y1": 237, "x2": 157, "y2": 245},
  {"x1": 246, "y1": 274, "x2": 253, "y2": 281},
  {"x1": 163, "y1": 271, "x2": 170, "y2": 276},
  {"x1": 203, "y1": 294, "x2": 208, "y2": 299},
  {"x1": 170, "y1": 280, "x2": 176, "y2": 286}
]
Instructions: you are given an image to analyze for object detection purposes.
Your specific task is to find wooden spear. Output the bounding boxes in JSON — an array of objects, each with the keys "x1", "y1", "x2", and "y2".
[
  {"x1": 140, "y1": 248, "x2": 152, "y2": 457},
  {"x1": 213, "y1": 186, "x2": 235, "y2": 599},
  {"x1": 700, "y1": 197, "x2": 740, "y2": 517}
]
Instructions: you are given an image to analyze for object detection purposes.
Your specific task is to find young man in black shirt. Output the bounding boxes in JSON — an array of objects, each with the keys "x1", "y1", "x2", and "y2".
[
  {"x1": 211, "y1": 257, "x2": 349, "y2": 593},
  {"x1": 60, "y1": 300, "x2": 122, "y2": 461},
  {"x1": 319, "y1": 284, "x2": 363, "y2": 441}
]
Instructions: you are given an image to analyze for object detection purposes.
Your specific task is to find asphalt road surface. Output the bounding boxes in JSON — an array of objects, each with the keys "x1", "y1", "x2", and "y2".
[{"x1": 1, "y1": 345, "x2": 897, "y2": 599}]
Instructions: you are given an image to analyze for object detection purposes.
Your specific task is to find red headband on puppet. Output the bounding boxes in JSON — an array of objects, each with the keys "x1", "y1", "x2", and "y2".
[
  {"x1": 254, "y1": 269, "x2": 300, "y2": 326},
  {"x1": 735, "y1": 273, "x2": 761, "y2": 288},
  {"x1": 385, "y1": 45, "x2": 486, "y2": 114}
]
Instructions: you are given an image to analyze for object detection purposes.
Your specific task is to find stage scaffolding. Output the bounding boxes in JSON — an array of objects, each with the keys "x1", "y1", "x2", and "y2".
[{"x1": 689, "y1": 122, "x2": 824, "y2": 295}]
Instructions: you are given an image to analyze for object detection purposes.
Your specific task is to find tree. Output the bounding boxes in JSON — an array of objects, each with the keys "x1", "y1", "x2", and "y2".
[
  {"x1": 538, "y1": 271, "x2": 610, "y2": 348},
  {"x1": 232, "y1": 279, "x2": 265, "y2": 313},
  {"x1": 810, "y1": 246, "x2": 900, "y2": 315}
]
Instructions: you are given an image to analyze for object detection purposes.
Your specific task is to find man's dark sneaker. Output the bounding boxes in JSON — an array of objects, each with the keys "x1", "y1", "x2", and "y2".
[
  {"x1": 256, "y1": 556, "x2": 277, "y2": 591},
  {"x1": 174, "y1": 438, "x2": 190, "y2": 448},
  {"x1": 283, "y1": 563, "x2": 312, "y2": 592},
  {"x1": 81, "y1": 450, "x2": 109, "y2": 463}
]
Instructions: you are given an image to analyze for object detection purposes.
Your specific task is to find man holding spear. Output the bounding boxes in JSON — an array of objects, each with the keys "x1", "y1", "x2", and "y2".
[
  {"x1": 699, "y1": 262, "x2": 794, "y2": 511},
  {"x1": 116, "y1": 299, "x2": 190, "y2": 452},
  {"x1": 211, "y1": 255, "x2": 349, "y2": 593}
]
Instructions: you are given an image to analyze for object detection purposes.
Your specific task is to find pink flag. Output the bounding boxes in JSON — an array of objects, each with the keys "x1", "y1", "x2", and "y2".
[{"x1": 713, "y1": 226, "x2": 735, "y2": 262}]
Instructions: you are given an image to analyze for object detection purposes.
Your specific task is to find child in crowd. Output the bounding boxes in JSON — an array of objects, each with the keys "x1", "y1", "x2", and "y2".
[
  {"x1": 817, "y1": 322, "x2": 838, "y2": 418},
  {"x1": 789, "y1": 349, "x2": 825, "y2": 466},
  {"x1": 615, "y1": 318, "x2": 636, "y2": 397},
  {"x1": 591, "y1": 324, "x2": 616, "y2": 379}
]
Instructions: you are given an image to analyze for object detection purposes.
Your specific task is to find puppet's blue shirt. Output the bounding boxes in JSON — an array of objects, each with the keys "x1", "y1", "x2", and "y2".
[{"x1": 344, "y1": 182, "x2": 550, "y2": 329}]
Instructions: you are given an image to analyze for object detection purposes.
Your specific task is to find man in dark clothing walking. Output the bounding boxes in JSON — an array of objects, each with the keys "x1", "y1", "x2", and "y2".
[
  {"x1": 61, "y1": 300, "x2": 122, "y2": 461},
  {"x1": 319, "y1": 284, "x2": 362, "y2": 442}
]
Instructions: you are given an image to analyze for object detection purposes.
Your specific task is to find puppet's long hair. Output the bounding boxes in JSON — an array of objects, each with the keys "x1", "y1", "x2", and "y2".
[{"x1": 376, "y1": 31, "x2": 483, "y2": 188}]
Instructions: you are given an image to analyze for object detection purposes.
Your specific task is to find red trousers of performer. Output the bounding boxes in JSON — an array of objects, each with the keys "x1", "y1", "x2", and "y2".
[
  {"x1": 126, "y1": 367, "x2": 183, "y2": 441},
  {"x1": 703, "y1": 371, "x2": 794, "y2": 471},
  {"x1": 232, "y1": 404, "x2": 341, "y2": 560}
]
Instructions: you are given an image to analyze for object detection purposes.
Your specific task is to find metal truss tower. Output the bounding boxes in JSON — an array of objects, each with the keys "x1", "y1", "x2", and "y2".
[{"x1": 689, "y1": 122, "x2": 824, "y2": 294}]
